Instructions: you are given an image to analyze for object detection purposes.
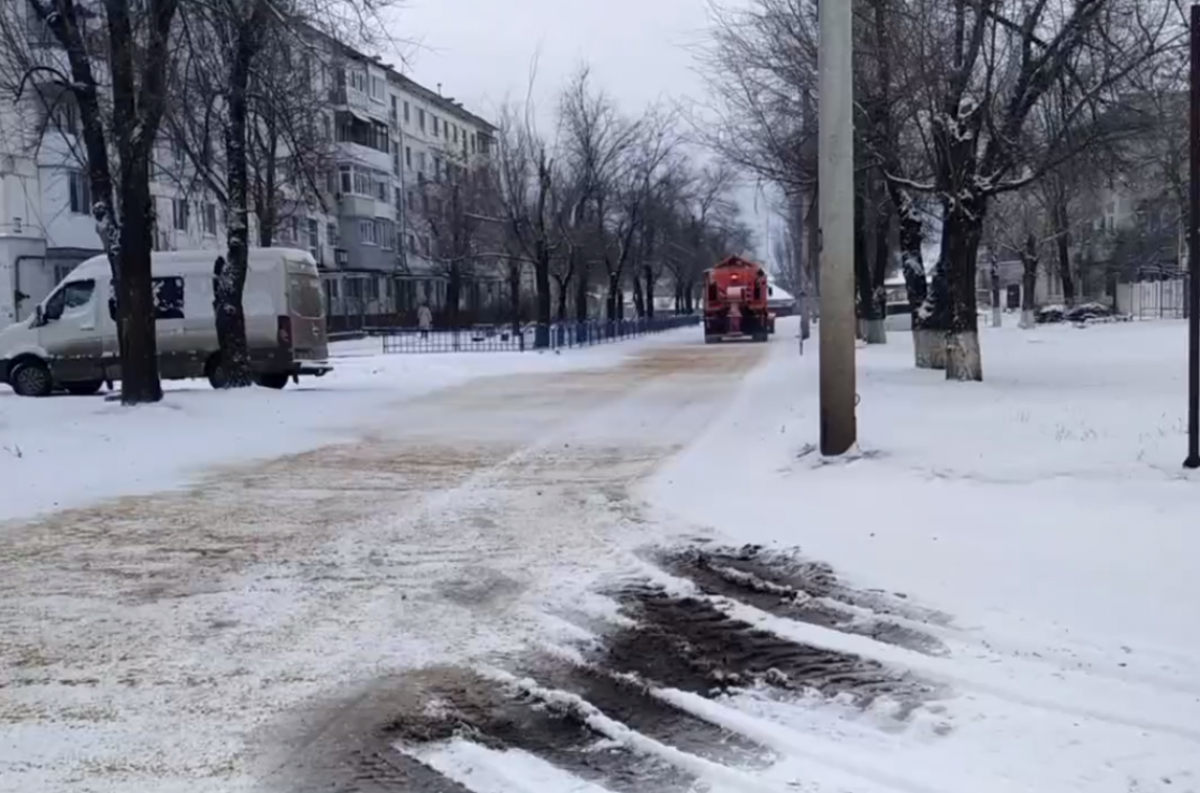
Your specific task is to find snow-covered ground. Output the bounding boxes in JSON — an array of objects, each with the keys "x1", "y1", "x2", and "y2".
[
  {"x1": 0, "y1": 336, "x2": 662, "y2": 522},
  {"x1": 650, "y1": 317, "x2": 1200, "y2": 793},
  {"x1": 3, "y1": 318, "x2": 1199, "y2": 793}
]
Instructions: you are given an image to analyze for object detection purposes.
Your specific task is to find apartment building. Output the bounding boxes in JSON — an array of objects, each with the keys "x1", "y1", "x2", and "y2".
[{"x1": 0, "y1": 7, "x2": 495, "y2": 328}]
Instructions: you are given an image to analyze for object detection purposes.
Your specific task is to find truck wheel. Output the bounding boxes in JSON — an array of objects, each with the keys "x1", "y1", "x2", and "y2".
[
  {"x1": 255, "y1": 373, "x2": 289, "y2": 390},
  {"x1": 753, "y1": 333, "x2": 769, "y2": 343},
  {"x1": 704, "y1": 335, "x2": 718, "y2": 345},
  {"x1": 64, "y1": 380, "x2": 104, "y2": 396},
  {"x1": 10, "y1": 360, "x2": 53, "y2": 397}
]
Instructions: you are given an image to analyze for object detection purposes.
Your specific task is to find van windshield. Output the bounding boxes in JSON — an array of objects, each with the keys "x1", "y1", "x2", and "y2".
[{"x1": 288, "y1": 272, "x2": 324, "y2": 319}]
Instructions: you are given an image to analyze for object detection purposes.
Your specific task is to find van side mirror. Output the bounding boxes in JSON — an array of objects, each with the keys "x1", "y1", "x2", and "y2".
[{"x1": 34, "y1": 305, "x2": 44, "y2": 326}]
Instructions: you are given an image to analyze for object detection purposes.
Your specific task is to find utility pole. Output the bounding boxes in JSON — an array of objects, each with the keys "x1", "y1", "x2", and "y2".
[
  {"x1": 1187, "y1": 2, "x2": 1200, "y2": 470},
  {"x1": 818, "y1": 0, "x2": 857, "y2": 456}
]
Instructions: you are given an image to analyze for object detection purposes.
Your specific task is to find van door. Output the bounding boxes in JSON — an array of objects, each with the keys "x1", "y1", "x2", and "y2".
[
  {"x1": 37, "y1": 278, "x2": 105, "y2": 383},
  {"x1": 284, "y1": 261, "x2": 328, "y2": 361}
]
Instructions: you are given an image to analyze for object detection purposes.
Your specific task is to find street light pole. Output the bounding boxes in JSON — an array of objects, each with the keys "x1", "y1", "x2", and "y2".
[
  {"x1": 818, "y1": 0, "x2": 857, "y2": 456},
  {"x1": 1186, "y1": 3, "x2": 1200, "y2": 469}
]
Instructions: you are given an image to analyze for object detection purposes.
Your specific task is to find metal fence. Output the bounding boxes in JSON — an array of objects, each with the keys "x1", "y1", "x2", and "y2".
[
  {"x1": 1115, "y1": 276, "x2": 1189, "y2": 320},
  {"x1": 378, "y1": 315, "x2": 700, "y2": 354}
]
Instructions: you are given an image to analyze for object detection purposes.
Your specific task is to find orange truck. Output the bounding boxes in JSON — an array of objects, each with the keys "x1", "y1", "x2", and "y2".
[{"x1": 703, "y1": 256, "x2": 775, "y2": 344}]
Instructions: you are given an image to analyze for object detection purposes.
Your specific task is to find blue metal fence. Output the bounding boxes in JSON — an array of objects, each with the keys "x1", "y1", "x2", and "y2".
[{"x1": 376, "y1": 316, "x2": 700, "y2": 354}]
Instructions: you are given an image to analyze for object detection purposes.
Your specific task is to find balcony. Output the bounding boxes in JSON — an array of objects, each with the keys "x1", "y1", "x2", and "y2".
[
  {"x1": 338, "y1": 194, "x2": 376, "y2": 218},
  {"x1": 327, "y1": 86, "x2": 388, "y2": 123}
]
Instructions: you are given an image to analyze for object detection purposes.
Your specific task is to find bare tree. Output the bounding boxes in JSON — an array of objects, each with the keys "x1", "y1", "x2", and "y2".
[{"x1": 0, "y1": 0, "x2": 187, "y2": 403}]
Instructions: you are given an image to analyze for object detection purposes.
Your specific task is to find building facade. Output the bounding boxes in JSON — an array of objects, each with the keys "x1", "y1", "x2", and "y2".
[{"x1": 0, "y1": 9, "x2": 496, "y2": 329}]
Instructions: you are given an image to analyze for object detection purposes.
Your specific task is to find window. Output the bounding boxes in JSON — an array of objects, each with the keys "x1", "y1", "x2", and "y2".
[
  {"x1": 434, "y1": 157, "x2": 442, "y2": 181},
  {"x1": 470, "y1": 134, "x2": 476, "y2": 153},
  {"x1": 204, "y1": 202, "x2": 217, "y2": 235},
  {"x1": 432, "y1": 116, "x2": 439, "y2": 137},
  {"x1": 403, "y1": 101, "x2": 410, "y2": 123},
  {"x1": 340, "y1": 165, "x2": 352, "y2": 194},
  {"x1": 418, "y1": 108, "x2": 425, "y2": 131},
  {"x1": 173, "y1": 198, "x2": 189, "y2": 232},
  {"x1": 308, "y1": 218, "x2": 320, "y2": 257},
  {"x1": 325, "y1": 278, "x2": 340, "y2": 299},
  {"x1": 370, "y1": 75, "x2": 385, "y2": 102},
  {"x1": 409, "y1": 234, "x2": 416, "y2": 253},
  {"x1": 379, "y1": 219, "x2": 395, "y2": 251},
  {"x1": 43, "y1": 279, "x2": 95, "y2": 322},
  {"x1": 390, "y1": 95, "x2": 398, "y2": 121},
  {"x1": 353, "y1": 170, "x2": 371, "y2": 196},
  {"x1": 321, "y1": 114, "x2": 331, "y2": 140},
  {"x1": 106, "y1": 277, "x2": 184, "y2": 322},
  {"x1": 359, "y1": 219, "x2": 376, "y2": 245},
  {"x1": 453, "y1": 124, "x2": 459, "y2": 143},
  {"x1": 50, "y1": 96, "x2": 78, "y2": 135},
  {"x1": 421, "y1": 236, "x2": 430, "y2": 255},
  {"x1": 375, "y1": 178, "x2": 387, "y2": 201},
  {"x1": 372, "y1": 121, "x2": 389, "y2": 153},
  {"x1": 327, "y1": 222, "x2": 339, "y2": 247},
  {"x1": 67, "y1": 169, "x2": 90, "y2": 215},
  {"x1": 395, "y1": 187, "x2": 402, "y2": 210},
  {"x1": 419, "y1": 151, "x2": 427, "y2": 172},
  {"x1": 152, "y1": 277, "x2": 185, "y2": 320},
  {"x1": 393, "y1": 150, "x2": 400, "y2": 176},
  {"x1": 405, "y1": 146, "x2": 412, "y2": 169},
  {"x1": 349, "y1": 70, "x2": 367, "y2": 94}
]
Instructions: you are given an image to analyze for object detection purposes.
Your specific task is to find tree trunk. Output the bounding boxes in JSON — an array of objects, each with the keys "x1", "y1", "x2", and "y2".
[
  {"x1": 606, "y1": 272, "x2": 620, "y2": 321},
  {"x1": 1020, "y1": 234, "x2": 1039, "y2": 329},
  {"x1": 942, "y1": 201, "x2": 986, "y2": 381},
  {"x1": 534, "y1": 249, "x2": 551, "y2": 348},
  {"x1": 866, "y1": 196, "x2": 890, "y2": 344},
  {"x1": 631, "y1": 270, "x2": 645, "y2": 318},
  {"x1": 554, "y1": 275, "x2": 570, "y2": 321},
  {"x1": 447, "y1": 261, "x2": 462, "y2": 329},
  {"x1": 116, "y1": 167, "x2": 163, "y2": 404},
  {"x1": 892, "y1": 191, "x2": 930, "y2": 367},
  {"x1": 854, "y1": 183, "x2": 870, "y2": 340},
  {"x1": 508, "y1": 259, "x2": 522, "y2": 337},
  {"x1": 575, "y1": 260, "x2": 590, "y2": 322},
  {"x1": 1050, "y1": 196, "x2": 1075, "y2": 305},
  {"x1": 644, "y1": 265, "x2": 655, "y2": 319},
  {"x1": 215, "y1": 1, "x2": 268, "y2": 390}
]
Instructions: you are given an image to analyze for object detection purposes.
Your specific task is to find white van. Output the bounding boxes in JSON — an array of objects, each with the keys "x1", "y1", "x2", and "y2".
[{"x1": 0, "y1": 248, "x2": 331, "y2": 397}]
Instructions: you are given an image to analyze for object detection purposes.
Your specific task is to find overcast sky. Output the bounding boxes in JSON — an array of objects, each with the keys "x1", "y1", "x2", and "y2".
[{"x1": 386, "y1": 0, "x2": 772, "y2": 258}]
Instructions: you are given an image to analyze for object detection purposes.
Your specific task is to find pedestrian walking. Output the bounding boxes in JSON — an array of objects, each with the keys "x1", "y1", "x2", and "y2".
[{"x1": 417, "y1": 301, "x2": 433, "y2": 340}]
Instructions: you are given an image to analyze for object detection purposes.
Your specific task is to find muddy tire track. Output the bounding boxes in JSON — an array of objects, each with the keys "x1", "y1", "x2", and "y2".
[{"x1": 276, "y1": 540, "x2": 949, "y2": 792}]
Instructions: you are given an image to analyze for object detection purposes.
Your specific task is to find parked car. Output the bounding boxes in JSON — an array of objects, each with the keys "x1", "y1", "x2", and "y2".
[{"x1": 0, "y1": 248, "x2": 331, "y2": 397}]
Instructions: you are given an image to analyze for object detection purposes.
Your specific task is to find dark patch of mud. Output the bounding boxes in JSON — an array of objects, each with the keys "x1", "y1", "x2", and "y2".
[
  {"x1": 601, "y1": 583, "x2": 934, "y2": 705},
  {"x1": 377, "y1": 667, "x2": 699, "y2": 793},
  {"x1": 656, "y1": 544, "x2": 948, "y2": 655}
]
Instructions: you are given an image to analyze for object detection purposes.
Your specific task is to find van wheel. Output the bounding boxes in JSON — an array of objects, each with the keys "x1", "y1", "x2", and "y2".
[
  {"x1": 10, "y1": 360, "x2": 53, "y2": 397},
  {"x1": 64, "y1": 380, "x2": 104, "y2": 396},
  {"x1": 255, "y1": 373, "x2": 289, "y2": 390}
]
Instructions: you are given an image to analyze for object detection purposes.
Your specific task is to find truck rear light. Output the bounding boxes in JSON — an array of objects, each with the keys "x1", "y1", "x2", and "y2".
[{"x1": 277, "y1": 315, "x2": 292, "y2": 348}]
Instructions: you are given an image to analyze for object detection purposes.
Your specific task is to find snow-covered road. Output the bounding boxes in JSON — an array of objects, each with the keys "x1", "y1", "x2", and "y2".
[
  {"x1": 0, "y1": 333, "x2": 769, "y2": 792},
  {"x1": 4, "y1": 318, "x2": 1200, "y2": 793}
]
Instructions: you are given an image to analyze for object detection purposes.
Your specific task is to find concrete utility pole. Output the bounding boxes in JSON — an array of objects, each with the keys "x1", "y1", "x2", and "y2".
[
  {"x1": 1187, "y1": 2, "x2": 1200, "y2": 469},
  {"x1": 818, "y1": 0, "x2": 857, "y2": 456}
]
